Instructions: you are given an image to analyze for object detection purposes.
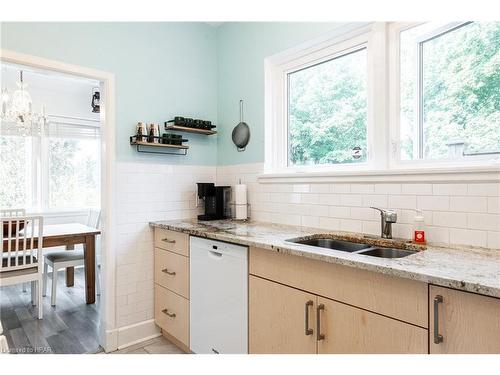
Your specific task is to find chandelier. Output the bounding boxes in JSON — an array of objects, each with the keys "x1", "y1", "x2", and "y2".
[{"x1": 1, "y1": 70, "x2": 47, "y2": 136}]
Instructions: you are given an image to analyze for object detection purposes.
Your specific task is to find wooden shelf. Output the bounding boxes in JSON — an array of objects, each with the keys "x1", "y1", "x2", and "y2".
[
  {"x1": 130, "y1": 140, "x2": 189, "y2": 155},
  {"x1": 165, "y1": 124, "x2": 217, "y2": 135}
]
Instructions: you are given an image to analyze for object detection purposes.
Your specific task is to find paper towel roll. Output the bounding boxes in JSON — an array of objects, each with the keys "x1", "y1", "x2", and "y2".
[
  {"x1": 234, "y1": 184, "x2": 247, "y2": 205},
  {"x1": 235, "y1": 204, "x2": 248, "y2": 220}
]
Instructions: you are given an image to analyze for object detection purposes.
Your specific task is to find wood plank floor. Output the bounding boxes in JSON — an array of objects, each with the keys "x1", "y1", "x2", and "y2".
[{"x1": 0, "y1": 268, "x2": 101, "y2": 354}]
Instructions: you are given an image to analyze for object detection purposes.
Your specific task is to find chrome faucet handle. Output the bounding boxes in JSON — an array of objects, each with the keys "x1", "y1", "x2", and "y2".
[
  {"x1": 370, "y1": 207, "x2": 397, "y2": 239},
  {"x1": 370, "y1": 207, "x2": 397, "y2": 221}
]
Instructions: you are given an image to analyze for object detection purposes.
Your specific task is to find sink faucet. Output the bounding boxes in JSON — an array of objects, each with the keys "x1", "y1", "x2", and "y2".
[{"x1": 370, "y1": 207, "x2": 397, "y2": 239}]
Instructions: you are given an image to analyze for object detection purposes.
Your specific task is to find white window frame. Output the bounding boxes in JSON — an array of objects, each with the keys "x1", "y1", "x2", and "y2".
[
  {"x1": 264, "y1": 23, "x2": 387, "y2": 174},
  {"x1": 388, "y1": 21, "x2": 500, "y2": 170},
  {"x1": 262, "y1": 22, "x2": 500, "y2": 183},
  {"x1": 1, "y1": 114, "x2": 101, "y2": 213}
]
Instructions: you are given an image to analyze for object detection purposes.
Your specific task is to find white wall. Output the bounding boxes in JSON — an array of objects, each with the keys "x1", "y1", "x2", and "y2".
[
  {"x1": 217, "y1": 163, "x2": 500, "y2": 250},
  {"x1": 113, "y1": 161, "x2": 216, "y2": 345}
]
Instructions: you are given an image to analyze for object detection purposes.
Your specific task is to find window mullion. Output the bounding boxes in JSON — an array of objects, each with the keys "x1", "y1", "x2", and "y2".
[{"x1": 417, "y1": 40, "x2": 424, "y2": 159}]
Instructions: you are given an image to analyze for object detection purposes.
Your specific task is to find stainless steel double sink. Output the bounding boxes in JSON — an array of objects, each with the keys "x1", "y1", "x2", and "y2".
[{"x1": 286, "y1": 237, "x2": 417, "y2": 259}]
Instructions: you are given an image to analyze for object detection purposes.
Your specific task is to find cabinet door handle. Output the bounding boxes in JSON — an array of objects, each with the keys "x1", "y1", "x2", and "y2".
[
  {"x1": 162, "y1": 238, "x2": 176, "y2": 244},
  {"x1": 304, "y1": 300, "x2": 313, "y2": 336},
  {"x1": 162, "y1": 268, "x2": 176, "y2": 276},
  {"x1": 433, "y1": 295, "x2": 444, "y2": 344},
  {"x1": 316, "y1": 304, "x2": 325, "y2": 341},
  {"x1": 162, "y1": 308, "x2": 176, "y2": 318}
]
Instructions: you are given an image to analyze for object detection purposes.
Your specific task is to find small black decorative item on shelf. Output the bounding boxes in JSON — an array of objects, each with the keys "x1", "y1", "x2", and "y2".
[{"x1": 165, "y1": 116, "x2": 217, "y2": 135}]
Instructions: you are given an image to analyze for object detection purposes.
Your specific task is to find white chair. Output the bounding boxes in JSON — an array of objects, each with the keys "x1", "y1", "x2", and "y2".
[
  {"x1": 43, "y1": 209, "x2": 101, "y2": 306},
  {"x1": 0, "y1": 215, "x2": 44, "y2": 319},
  {"x1": 0, "y1": 209, "x2": 29, "y2": 293}
]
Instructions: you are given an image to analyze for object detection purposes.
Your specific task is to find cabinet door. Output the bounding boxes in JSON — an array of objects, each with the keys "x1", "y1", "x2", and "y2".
[
  {"x1": 430, "y1": 285, "x2": 500, "y2": 354},
  {"x1": 317, "y1": 297, "x2": 428, "y2": 354},
  {"x1": 249, "y1": 275, "x2": 317, "y2": 354}
]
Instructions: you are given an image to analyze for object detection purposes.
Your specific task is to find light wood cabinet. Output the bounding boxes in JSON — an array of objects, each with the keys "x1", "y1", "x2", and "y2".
[
  {"x1": 250, "y1": 247, "x2": 428, "y2": 328},
  {"x1": 155, "y1": 285, "x2": 189, "y2": 346},
  {"x1": 249, "y1": 275, "x2": 427, "y2": 354},
  {"x1": 430, "y1": 285, "x2": 500, "y2": 354},
  {"x1": 249, "y1": 276, "x2": 317, "y2": 354},
  {"x1": 317, "y1": 297, "x2": 427, "y2": 354},
  {"x1": 154, "y1": 228, "x2": 189, "y2": 256},
  {"x1": 154, "y1": 248, "x2": 189, "y2": 298},
  {"x1": 153, "y1": 228, "x2": 190, "y2": 350}
]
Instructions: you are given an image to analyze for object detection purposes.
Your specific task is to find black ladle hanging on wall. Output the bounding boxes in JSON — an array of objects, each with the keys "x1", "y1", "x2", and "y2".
[{"x1": 232, "y1": 99, "x2": 250, "y2": 152}]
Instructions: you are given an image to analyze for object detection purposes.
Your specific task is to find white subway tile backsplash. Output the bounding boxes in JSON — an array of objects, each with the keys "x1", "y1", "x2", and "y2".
[
  {"x1": 332, "y1": 184, "x2": 351, "y2": 193},
  {"x1": 293, "y1": 184, "x2": 310, "y2": 193},
  {"x1": 362, "y1": 194, "x2": 388, "y2": 208},
  {"x1": 467, "y1": 213, "x2": 500, "y2": 231},
  {"x1": 329, "y1": 206, "x2": 351, "y2": 219},
  {"x1": 432, "y1": 183, "x2": 467, "y2": 196},
  {"x1": 217, "y1": 163, "x2": 500, "y2": 250},
  {"x1": 340, "y1": 219, "x2": 363, "y2": 232},
  {"x1": 433, "y1": 211, "x2": 467, "y2": 228},
  {"x1": 340, "y1": 194, "x2": 363, "y2": 207},
  {"x1": 350, "y1": 184, "x2": 375, "y2": 194},
  {"x1": 487, "y1": 231, "x2": 500, "y2": 249},
  {"x1": 488, "y1": 197, "x2": 500, "y2": 214},
  {"x1": 449, "y1": 228, "x2": 488, "y2": 248},
  {"x1": 402, "y1": 184, "x2": 433, "y2": 195},
  {"x1": 388, "y1": 195, "x2": 417, "y2": 209},
  {"x1": 374, "y1": 183, "x2": 401, "y2": 194},
  {"x1": 468, "y1": 183, "x2": 500, "y2": 197},
  {"x1": 450, "y1": 196, "x2": 488, "y2": 213},
  {"x1": 318, "y1": 194, "x2": 341, "y2": 206},
  {"x1": 417, "y1": 195, "x2": 450, "y2": 211}
]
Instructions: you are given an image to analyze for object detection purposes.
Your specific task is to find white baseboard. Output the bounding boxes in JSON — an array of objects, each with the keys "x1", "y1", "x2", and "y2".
[{"x1": 105, "y1": 319, "x2": 161, "y2": 352}]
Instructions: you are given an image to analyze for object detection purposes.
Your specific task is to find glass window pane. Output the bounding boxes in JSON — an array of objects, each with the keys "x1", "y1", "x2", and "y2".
[
  {"x1": 0, "y1": 135, "x2": 32, "y2": 208},
  {"x1": 288, "y1": 48, "x2": 367, "y2": 166},
  {"x1": 400, "y1": 22, "x2": 500, "y2": 160},
  {"x1": 48, "y1": 137, "x2": 100, "y2": 209}
]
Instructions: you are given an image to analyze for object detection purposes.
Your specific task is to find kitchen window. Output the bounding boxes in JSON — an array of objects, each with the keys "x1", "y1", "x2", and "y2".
[
  {"x1": 264, "y1": 22, "x2": 499, "y2": 180},
  {"x1": 0, "y1": 116, "x2": 100, "y2": 211},
  {"x1": 265, "y1": 23, "x2": 385, "y2": 174},
  {"x1": 287, "y1": 47, "x2": 368, "y2": 167},
  {"x1": 397, "y1": 21, "x2": 500, "y2": 162}
]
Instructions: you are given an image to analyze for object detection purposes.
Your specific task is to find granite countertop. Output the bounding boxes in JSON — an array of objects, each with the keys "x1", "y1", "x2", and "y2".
[{"x1": 150, "y1": 219, "x2": 500, "y2": 298}]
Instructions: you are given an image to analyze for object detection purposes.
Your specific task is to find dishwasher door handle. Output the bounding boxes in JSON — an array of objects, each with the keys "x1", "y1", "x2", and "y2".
[{"x1": 208, "y1": 250, "x2": 223, "y2": 258}]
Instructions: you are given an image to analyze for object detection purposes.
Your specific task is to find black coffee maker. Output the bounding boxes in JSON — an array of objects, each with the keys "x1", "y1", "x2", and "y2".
[{"x1": 197, "y1": 183, "x2": 231, "y2": 221}]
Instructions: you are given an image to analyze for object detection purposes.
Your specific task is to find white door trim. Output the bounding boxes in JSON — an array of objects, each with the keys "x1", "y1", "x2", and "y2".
[{"x1": 0, "y1": 49, "x2": 118, "y2": 352}]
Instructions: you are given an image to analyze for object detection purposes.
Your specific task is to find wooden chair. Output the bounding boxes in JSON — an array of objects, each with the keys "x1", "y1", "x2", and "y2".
[
  {"x1": 0, "y1": 215, "x2": 44, "y2": 319},
  {"x1": 43, "y1": 209, "x2": 101, "y2": 306}
]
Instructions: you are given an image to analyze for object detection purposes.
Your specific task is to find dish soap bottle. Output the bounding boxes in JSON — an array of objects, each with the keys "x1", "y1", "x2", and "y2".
[{"x1": 413, "y1": 209, "x2": 426, "y2": 244}]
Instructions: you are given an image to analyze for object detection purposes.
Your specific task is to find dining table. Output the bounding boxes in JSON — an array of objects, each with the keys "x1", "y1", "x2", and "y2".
[{"x1": 2, "y1": 223, "x2": 101, "y2": 304}]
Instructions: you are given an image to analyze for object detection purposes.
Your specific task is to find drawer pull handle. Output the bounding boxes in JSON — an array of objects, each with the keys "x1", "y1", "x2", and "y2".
[
  {"x1": 162, "y1": 268, "x2": 176, "y2": 276},
  {"x1": 162, "y1": 238, "x2": 176, "y2": 244},
  {"x1": 162, "y1": 309, "x2": 176, "y2": 318},
  {"x1": 433, "y1": 295, "x2": 444, "y2": 344},
  {"x1": 304, "y1": 300, "x2": 313, "y2": 336},
  {"x1": 316, "y1": 304, "x2": 325, "y2": 341}
]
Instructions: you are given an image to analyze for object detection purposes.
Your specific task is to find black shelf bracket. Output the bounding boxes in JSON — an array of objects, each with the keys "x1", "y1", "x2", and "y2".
[{"x1": 132, "y1": 143, "x2": 188, "y2": 155}]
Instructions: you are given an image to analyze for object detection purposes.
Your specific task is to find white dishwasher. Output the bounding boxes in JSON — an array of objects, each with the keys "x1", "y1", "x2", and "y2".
[{"x1": 190, "y1": 236, "x2": 248, "y2": 354}]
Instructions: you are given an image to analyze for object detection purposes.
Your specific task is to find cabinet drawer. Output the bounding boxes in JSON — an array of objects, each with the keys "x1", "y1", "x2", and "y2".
[
  {"x1": 154, "y1": 228, "x2": 189, "y2": 256},
  {"x1": 155, "y1": 285, "x2": 189, "y2": 347},
  {"x1": 249, "y1": 247, "x2": 428, "y2": 328},
  {"x1": 155, "y1": 248, "x2": 189, "y2": 298}
]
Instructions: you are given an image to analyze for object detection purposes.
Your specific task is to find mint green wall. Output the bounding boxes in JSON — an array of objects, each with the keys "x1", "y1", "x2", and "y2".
[
  {"x1": 216, "y1": 22, "x2": 343, "y2": 165},
  {"x1": 1, "y1": 22, "x2": 218, "y2": 165}
]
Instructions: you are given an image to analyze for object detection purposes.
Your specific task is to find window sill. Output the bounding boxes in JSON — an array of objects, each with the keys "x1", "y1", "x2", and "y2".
[{"x1": 258, "y1": 165, "x2": 500, "y2": 184}]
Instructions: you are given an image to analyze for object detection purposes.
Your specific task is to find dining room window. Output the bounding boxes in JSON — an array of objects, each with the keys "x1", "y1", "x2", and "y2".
[{"x1": 0, "y1": 117, "x2": 101, "y2": 211}]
